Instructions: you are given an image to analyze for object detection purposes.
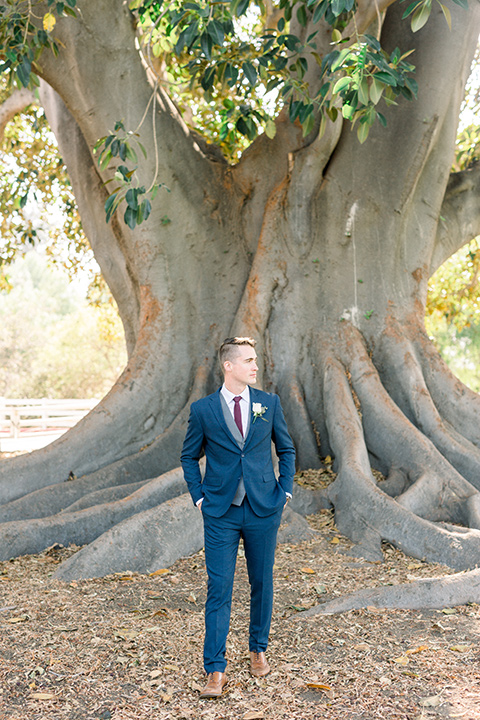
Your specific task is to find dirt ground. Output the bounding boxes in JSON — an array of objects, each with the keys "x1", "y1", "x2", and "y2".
[{"x1": 1, "y1": 507, "x2": 480, "y2": 720}]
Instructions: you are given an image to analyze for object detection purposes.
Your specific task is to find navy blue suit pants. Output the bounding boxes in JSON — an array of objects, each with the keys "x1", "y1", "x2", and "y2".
[{"x1": 202, "y1": 497, "x2": 283, "y2": 673}]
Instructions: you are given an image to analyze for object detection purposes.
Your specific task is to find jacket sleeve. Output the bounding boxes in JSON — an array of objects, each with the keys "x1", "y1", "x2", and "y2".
[
  {"x1": 180, "y1": 403, "x2": 205, "y2": 506},
  {"x1": 271, "y1": 394, "x2": 296, "y2": 495}
]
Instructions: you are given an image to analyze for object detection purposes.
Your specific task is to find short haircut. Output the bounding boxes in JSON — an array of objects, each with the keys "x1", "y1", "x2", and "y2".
[{"x1": 219, "y1": 336, "x2": 256, "y2": 370}]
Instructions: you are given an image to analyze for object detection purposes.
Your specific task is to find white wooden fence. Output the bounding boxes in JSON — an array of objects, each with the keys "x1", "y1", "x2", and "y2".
[{"x1": 0, "y1": 398, "x2": 98, "y2": 450}]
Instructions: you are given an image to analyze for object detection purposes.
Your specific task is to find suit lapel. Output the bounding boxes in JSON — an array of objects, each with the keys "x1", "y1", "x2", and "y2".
[
  {"x1": 243, "y1": 386, "x2": 261, "y2": 448},
  {"x1": 209, "y1": 389, "x2": 241, "y2": 447}
]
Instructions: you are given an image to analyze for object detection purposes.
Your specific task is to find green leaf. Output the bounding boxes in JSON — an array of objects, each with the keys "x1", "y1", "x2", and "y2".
[
  {"x1": 369, "y1": 78, "x2": 383, "y2": 104},
  {"x1": 373, "y1": 71, "x2": 398, "y2": 87},
  {"x1": 332, "y1": 76, "x2": 353, "y2": 94},
  {"x1": 357, "y1": 121, "x2": 370, "y2": 144},
  {"x1": 342, "y1": 103, "x2": 355, "y2": 120},
  {"x1": 16, "y1": 58, "x2": 32, "y2": 88},
  {"x1": 331, "y1": 28, "x2": 342, "y2": 43},
  {"x1": 302, "y1": 112, "x2": 315, "y2": 137},
  {"x1": 377, "y1": 112, "x2": 387, "y2": 127},
  {"x1": 264, "y1": 119, "x2": 276, "y2": 139},
  {"x1": 358, "y1": 77, "x2": 369, "y2": 105},
  {"x1": 124, "y1": 205, "x2": 137, "y2": 229},
  {"x1": 200, "y1": 32, "x2": 213, "y2": 59},
  {"x1": 125, "y1": 188, "x2": 138, "y2": 209},
  {"x1": 231, "y1": 0, "x2": 250, "y2": 17},
  {"x1": 99, "y1": 149, "x2": 113, "y2": 171},
  {"x1": 438, "y1": 1, "x2": 451, "y2": 28},
  {"x1": 411, "y1": 2, "x2": 431, "y2": 32},
  {"x1": 331, "y1": 48, "x2": 352, "y2": 72},
  {"x1": 451, "y1": 0, "x2": 468, "y2": 8},
  {"x1": 207, "y1": 19, "x2": 224, "y2": 45},
  {"x1": 242, "y1": 61, "x2": 257, "y2": 86},
  {"x1": 296, "y1": 4, "x2": 308, "y2": 26},
  {"x1": 402, "y1": 0, "x2": 422, "y2": 19}
]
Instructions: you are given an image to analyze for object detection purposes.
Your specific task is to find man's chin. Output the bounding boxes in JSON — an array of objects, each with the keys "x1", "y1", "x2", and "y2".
[{"x1": 249, "y1": 377, "x2": 257, "y2": 384}]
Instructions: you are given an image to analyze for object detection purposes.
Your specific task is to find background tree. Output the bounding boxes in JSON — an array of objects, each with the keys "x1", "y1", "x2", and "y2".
[
  {"x1": 0, "y1": 253, "x2": 126, "y2": 398},
  {"x1": 2, "y1": 0, "x2": 480, "y2": 585}
]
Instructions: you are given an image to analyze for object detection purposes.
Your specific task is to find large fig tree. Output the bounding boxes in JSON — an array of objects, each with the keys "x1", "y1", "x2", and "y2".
[{"x1": 2, "y1": 0, "x2": 480, "y2": 584}]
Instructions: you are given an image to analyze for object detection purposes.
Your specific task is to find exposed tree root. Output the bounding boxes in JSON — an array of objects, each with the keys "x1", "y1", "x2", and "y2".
[
  {"x1": 0, "y1": 468, "x2": 186, "y2": 561},
  {"x1": 52, "y1": 497, "x2": 316, "y2": 581},
  {"x1": 297, "y1": 568, "x2": 480, "y2": 615},
  {"x1": 0, "y1": 424, "x2": 186, "y2": 522},
  {"x1": 0, "y1": 364, "x2": 208, "y2": 507},
  {"x1": 53, "y1": 494, "x2": 204, "y2": 581},
  {"x1": 59, "y1": 479, "x2": 149, "y2": 513},
  {"x1": 415, "y1": 329, "x2": 480, "y2": 447},
  {"x1": 376, "y1": 327, "x2": 480, "y2": 488},
  {"x1": 344, "y1": 329, "x2": 477, "y2": 526},
  {"x1": 322, "y1": 334, "x2": 480, "y2": 570}
]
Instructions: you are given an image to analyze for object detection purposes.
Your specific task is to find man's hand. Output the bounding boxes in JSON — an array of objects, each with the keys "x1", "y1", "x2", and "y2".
[{"x1": 197, "y1": 498, "x2": 204, "y2": 511}]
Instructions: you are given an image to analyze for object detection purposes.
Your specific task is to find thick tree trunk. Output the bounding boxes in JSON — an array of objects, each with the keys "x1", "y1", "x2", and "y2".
[{"x1": 2, "y1": 1, "x2": 480, "y2": 590}]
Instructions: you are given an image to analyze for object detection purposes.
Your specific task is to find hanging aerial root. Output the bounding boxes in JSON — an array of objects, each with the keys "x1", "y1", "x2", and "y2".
[
  {"x1": 296, "y1": 568, "x2": 480, "y2": 615},
  {"x1": 322, "y1": 329, "x2": 480, "y2": 570},
  {"x1": 375, "y1": 328, "x2": 480, "y2": 489}
]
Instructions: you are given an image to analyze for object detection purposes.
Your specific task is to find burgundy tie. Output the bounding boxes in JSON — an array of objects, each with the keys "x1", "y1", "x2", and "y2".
[{"x1": 233, "y1": 396, "x2": 243, "y2": 437}]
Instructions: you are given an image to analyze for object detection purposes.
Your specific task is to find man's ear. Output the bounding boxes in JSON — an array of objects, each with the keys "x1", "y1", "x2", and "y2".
[{"x1": 224, "y1": 361, "x2": 232, "y2": 374}]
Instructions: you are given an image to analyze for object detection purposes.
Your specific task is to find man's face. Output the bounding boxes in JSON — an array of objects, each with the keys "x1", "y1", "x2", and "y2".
[{"x1": 224, "y1": 345, "x2": 258, "y2": 387}]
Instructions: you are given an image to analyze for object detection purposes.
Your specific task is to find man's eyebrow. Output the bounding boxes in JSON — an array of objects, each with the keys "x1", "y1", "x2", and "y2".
[{"x1": 244, "y1": 356, "x2": 257, "y2": 362}]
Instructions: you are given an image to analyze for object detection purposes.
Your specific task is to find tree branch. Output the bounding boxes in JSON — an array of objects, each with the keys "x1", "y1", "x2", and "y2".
[
  {"x1": 0, "y1": 88, "x2": 36, "y2": 143},
  {"x1": 430, "y1": 166, "x2": 480, "y2": 276}
]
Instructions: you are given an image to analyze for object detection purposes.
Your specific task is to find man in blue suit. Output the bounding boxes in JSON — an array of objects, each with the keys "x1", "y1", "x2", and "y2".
[{"x1": 181, "y1": 337, "x2": 296, "y2": 698}]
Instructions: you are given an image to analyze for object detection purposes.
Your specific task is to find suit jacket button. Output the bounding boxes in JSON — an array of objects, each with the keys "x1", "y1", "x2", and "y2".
[{"x1": 241, "y1": 454, "x2": 245, "y2": 458}]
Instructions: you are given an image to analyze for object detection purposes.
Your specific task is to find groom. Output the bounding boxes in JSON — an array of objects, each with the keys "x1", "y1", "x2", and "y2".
[{"x1": 181, "y1": 337, "x2": 296, "y2": 698}]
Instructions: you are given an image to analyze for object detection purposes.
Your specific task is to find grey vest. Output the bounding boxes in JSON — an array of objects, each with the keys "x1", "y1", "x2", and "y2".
[{"x1": 219, "y1": 393, "x2": 250, "y2": 505}]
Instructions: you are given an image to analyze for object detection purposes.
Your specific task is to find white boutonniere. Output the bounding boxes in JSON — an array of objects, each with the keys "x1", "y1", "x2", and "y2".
[{"x1": 252, "y1": 402, "x2": 268, "y2": 422}]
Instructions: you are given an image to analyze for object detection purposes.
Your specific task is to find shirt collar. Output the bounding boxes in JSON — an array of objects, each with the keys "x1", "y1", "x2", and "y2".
[{"x1": 221, "y1": 384, "x2": 250, "y2": 404}]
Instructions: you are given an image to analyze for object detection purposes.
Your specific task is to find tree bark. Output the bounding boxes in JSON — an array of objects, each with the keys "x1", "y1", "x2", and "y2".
[{"x1": 2, "y1": 0, "x2": 480, "y2": 591}]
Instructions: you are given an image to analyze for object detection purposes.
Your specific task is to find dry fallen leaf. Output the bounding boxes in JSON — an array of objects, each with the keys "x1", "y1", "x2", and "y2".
[
  {"x1": 164, "y1": 664, "x2": 180, "y2": 672},
  {"x1": 150, "y1": 669, "x2": 162, "y2": 679},
  {"x1": 393, "y1": 656, "x2": 409, "y2": 666},
  {"x1": 406, "y1": 645, "x2": 429, "y2": 655},
  {"x1": 330, "y1": 537, "x2": 340, "y2": 545},
  {"x1": 149, "y1": 568, "x2": 170, "y2": 577},
  {"x1": 243, "y1": 711, "x2": 264, "y2": 719},
  {"x1": 6, "y1": 615, "x2": 29, "y2": 624},
  {"x1": 407, "y1": 563, "x2": 423, "y2": 570},
  {"x1": 354, "y1": 643, "x2": 370, "y2": 651},
  {"x1": 419, "y1": 695, "x2": 443, "y2": 708},
  {"x1": 30, "y1": 692, "x2": 56, "y2": 700},
  {"x1": 300, "y1": 567, "x2": 316, "y2": 574},
  {"x1": 450, "y1": 645, "x2": 470, "y2": 652},
  {"x1": 114, "y1": 629, "x2": 140, "y2": 641},
  {"x1": 187, "y1": 593, "x2": 197, "y2": 603},
  {"x1": 305, "y1": 682, "x2": 332, "y2": 691},
  {"x1": 441, "y1": 608, "x2": 457, "y2": 615}
]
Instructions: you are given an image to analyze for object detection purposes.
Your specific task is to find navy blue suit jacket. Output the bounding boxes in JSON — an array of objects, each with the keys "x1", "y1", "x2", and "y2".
[{"x1": 181, "y1": 387, "x2": 296, "y2": 517}]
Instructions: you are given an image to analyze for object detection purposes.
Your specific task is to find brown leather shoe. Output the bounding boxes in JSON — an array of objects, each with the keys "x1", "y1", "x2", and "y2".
[
  {"x1": 199, "y1": 671, "x2": 227, "y2": 698},
  {"x1": 250, "y1": 651, "x2": 271, "y2": 677}
]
